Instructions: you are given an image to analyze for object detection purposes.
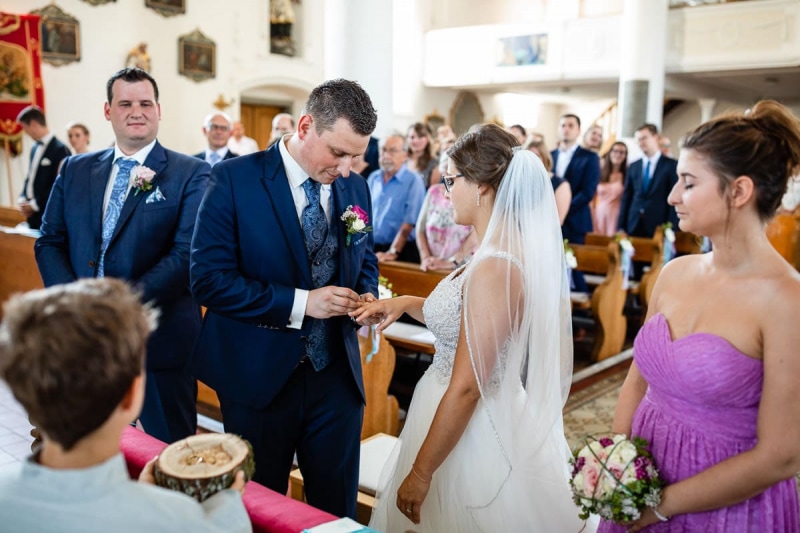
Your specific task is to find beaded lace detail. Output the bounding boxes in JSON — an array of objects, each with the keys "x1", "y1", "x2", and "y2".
[{"x1": 422, "y1": 251, "x2": 522, "y2": 392}]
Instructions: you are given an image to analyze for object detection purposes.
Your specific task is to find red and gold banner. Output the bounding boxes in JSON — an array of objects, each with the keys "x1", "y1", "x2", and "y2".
[{"x1": 0, "y1": 12, "x2": 44, "y2": 149}]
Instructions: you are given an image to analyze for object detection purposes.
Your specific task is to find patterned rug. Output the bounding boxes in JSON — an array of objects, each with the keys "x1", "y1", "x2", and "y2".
[{"x1": 562, "y1": 363, "x2": 629, "y2": 449}]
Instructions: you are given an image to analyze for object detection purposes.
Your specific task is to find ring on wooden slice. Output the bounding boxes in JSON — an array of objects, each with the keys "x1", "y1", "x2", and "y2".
[{"x1": 153, "y1": 433, "x2": 255, "y2": 502}]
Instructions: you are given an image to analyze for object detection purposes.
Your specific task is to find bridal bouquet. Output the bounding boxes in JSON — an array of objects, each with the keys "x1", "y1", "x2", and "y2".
[{"x1": 569, "y1": 434, "x2": 663, "y2": 522}]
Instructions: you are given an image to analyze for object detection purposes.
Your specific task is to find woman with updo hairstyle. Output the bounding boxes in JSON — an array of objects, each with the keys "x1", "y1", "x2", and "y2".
[
  {"x1": 601, "y1": 100, "x2": 800, "y2": 532},
  {"x1": 405, "y1": 122, "x2": 440, "y2": 188},
  {"x1": 66, "y1": 122, "x2": 90, "y2": 154},
  {"x1": 354, "y1": 124, "x2": 590, "y2": 531}
]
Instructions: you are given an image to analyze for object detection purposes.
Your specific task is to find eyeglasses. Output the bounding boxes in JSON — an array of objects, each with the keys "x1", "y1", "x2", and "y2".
[
  {"x1": 442, "y1": 174, "x2": 464, "y2": 193},
  {"x1": 208, "y1": 124, "x2": 230, "y2": 132}
]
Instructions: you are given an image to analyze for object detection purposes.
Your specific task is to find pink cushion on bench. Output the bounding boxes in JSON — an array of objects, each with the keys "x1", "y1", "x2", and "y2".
[{"x1": 120, "y1": 426, "x2": 337, "y2": 533}]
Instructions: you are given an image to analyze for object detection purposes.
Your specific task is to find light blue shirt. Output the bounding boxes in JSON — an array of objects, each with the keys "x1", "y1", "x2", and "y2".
[
  {"x1": 0, "y1": 453, "x2": 251, "y2": 532},
  {"x1": 367, "y1": 165, "x2": 426, "y2": 245}
]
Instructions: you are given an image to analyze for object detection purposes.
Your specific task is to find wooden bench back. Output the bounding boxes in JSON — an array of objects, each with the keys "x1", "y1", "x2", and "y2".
[
  {"x1": 358, "y1": 329, "x2": 399, "y2": 439},
  {"x1": 378, "y1": 261, "x2": 448, "y2": 299},
  {"x1": 0, "y1": 228, "x2": 43, "y2": 319},
  {"x1": 570, "y1": 242, "x2": 627, "y2": 361}
]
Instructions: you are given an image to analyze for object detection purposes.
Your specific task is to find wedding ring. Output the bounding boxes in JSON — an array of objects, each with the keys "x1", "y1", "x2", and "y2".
[{"x1": 405, "y1": 508, "x2": 412, "y2": 513}]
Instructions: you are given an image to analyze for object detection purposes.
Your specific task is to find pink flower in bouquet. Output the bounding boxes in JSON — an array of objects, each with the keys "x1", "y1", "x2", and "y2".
[{"x1": 569, "y1": 434, "x2": 664, "y2": 522}]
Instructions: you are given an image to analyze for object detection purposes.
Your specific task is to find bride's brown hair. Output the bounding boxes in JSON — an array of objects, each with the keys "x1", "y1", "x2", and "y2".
[
  {"x1": 682, "y1": 99, "x2": 800, "y2": 221},
  {"x1": 447, "y1": 124, "x2": 518, "y2": 191}
]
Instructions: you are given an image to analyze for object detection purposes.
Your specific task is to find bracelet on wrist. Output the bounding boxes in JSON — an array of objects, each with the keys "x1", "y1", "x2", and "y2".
[
  {"x1": 651, "y1": 504, "x2": 670, "y2": 522},
  {"x1": 410, "y1": 464, "x2": 431, "y2": 483}
]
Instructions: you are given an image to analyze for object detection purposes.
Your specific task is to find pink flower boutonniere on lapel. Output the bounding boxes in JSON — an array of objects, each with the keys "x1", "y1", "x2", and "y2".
[
  {"x1": 341, "y1": 204, "x2": 372, "y2": 246},
  {"x1": 131, "y1": 165, "x2": 156, "y2": 196}
]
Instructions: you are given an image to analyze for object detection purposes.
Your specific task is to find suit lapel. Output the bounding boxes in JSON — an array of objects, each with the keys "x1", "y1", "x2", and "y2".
[
  {"x1": 110, "y1": 142, "x2": 167, "y2": 244},
  {"x1": 90, "y1": 150, "x2": 114, "y2": 237},
  {"x1": 260, "y1": 146, "x2": 313, "y2": 288},
  {"x1": 333, "y1": 178, "x2": 353, "y2": 288}
]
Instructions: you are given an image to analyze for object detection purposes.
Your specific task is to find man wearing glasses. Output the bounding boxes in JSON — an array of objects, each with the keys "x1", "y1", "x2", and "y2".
[
  {"x1": 194, "y1": 112, "x2": 239, "y2": 166},
  {"x1": 368, "y1": 134, "x2": 426, "y2": 263}
]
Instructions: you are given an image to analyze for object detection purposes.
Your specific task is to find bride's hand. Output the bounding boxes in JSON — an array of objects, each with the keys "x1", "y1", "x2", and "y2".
[
  {"x1": 396, "y1": 470, "x2": 430, "y2": 525},
  {"x1": 349, "y1": 297, "x2": 405, "y2": 332}
]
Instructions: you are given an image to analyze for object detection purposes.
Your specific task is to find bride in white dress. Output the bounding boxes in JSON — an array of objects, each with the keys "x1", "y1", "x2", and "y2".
[{"x1": 351, "y1": 124, "x2": 594, "y2": 532}]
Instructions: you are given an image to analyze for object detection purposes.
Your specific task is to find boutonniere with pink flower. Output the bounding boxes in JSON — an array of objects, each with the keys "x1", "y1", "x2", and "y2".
[
  {"x1": 340, "y1": 204, "x2": 372, "y2": 246},
  {"x1": 131, "y1": 165, "x2": 156, "y2": 196}
]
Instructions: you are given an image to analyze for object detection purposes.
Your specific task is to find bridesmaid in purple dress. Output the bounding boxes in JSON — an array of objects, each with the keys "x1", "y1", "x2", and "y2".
[{"x1": 601, "y1": 100, "x2": 800, "y2": 533}]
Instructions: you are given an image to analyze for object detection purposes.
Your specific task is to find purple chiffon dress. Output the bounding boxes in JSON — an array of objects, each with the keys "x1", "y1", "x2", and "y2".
[{"x1": 599, "y1": 313, "x2": 799, "y2": 532}]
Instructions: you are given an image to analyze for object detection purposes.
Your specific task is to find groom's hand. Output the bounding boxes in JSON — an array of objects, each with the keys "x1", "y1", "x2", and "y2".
[{"x1": 306, "y1": 286, "x2": 361, "y2": 319}]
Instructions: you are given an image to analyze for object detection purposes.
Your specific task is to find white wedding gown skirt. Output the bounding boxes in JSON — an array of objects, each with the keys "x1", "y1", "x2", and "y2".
[{"x1": 369, "y1": 366, "x2": 593, "y2": 533}]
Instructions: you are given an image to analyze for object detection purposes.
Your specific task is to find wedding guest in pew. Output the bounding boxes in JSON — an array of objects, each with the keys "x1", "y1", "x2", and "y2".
[
  {"x1": 0, "y1": 278, "x2": 249, "y2": 532},
  {"x1": 593, "y1": 141, "x2": 628, "y2": 236},
  {"x1": 415, "y1": 138, "x2": 477, "y2": 272},
  {"x1": 405, "y1": 122, "x2": 440, "y2": 188},
  {"x1": 352, "y1": 124, "x2": 592, "y2": 531},
  {"x1": 66, "y1": 122, "x2": 91, "y2": 155},
  {"x1": 370, "y1": 134, "x2": 427, "y2": 264},
  {"x1": 602, "y1": 100, "x2": 800, "y2": 532}
]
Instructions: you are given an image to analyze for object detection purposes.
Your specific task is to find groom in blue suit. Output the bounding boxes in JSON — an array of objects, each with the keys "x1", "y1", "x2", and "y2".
[
  {"x1": 35, "y1": 68, "x2": 209, "y2": 444},
  {"x1": 191, "y1": 79, "x2": 379, "y2": 518}
]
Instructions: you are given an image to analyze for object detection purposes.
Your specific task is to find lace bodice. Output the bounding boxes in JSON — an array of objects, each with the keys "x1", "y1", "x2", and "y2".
[{"x1": 422, "y1": 252, "x2": 521, "y2": 389}]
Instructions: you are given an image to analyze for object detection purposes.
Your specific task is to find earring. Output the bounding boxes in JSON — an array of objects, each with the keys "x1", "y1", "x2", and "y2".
[{"x1": 476, "y1": 192, "x2": 481, "y2": 207}]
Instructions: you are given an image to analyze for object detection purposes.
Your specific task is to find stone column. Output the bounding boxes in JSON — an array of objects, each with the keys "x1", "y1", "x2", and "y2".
[{"x1": 617, "y1": 0, "x2": 670, "y2": 136}]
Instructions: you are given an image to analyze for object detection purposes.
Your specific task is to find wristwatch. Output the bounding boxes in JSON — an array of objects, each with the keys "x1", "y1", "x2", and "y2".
[{"x1": 387, "y1": 247, "x2": 399, "y2": 255}]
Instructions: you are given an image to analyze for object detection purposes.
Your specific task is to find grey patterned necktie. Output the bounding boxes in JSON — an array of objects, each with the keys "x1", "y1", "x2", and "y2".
[
  {"x1": 97, "y1": 158, "x2": 136, "y2": 277},
  {"x1": 301, "y1": 178, "x2": 331, "y2": 370},
  {"x1": 302, "y1": 178, "x2": 328, "y2": 257}
]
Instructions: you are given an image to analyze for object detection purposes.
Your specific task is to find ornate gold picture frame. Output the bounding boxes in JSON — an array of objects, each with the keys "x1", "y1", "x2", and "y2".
[
  {"x1": 178, "y1": 29, "x2": 216, "y2": 82},
  {"x1": 30, "y1": 4, "x2": 80, "y2": 67}
]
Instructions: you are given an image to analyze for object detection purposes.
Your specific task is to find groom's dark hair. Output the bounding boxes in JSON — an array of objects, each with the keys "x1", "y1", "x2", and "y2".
[{"x1": 303, "y1": 79, "x2": 377, "y2": 136}]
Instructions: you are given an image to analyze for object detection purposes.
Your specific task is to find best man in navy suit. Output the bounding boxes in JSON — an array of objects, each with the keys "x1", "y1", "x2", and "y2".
[
  {"x1": 190, "y1": 79, "x2": 379, "y2": 518},
  {"x1": 551, "y1": 114, "x2": 601, "y2": 244},
  {"x1": 35, "y1": 68, "x2": 209, "y2": 444},
  {"x1": 193, "y1": 111, "x2": 239, "y2": 166},
  {"x1": 618, "y1": 123, "x2": 679, "y2": 238},
  {"x1": 16, "y1": 106, "x2": 71, "y2": 230}
]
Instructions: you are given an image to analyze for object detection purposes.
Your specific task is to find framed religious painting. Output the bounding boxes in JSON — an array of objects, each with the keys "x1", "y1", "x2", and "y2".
[
  {"x1": 146, "y1": 0, "x2": 185, "y2": 17},
  {"x1": 30, "y1": 4, "x2": 81, "y2": 67},
  {"x1": 424, "y1": 111, "x2": 445, "y2": 136},
  {"x1": 80, "y1": 0, "x2": 116, "y2": 5},
  {"x1": 178, "y1": 30, "x2": 215, "y2": 82}
]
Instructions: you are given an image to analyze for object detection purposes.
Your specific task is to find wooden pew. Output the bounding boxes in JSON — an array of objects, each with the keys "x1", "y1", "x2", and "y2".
[
  {"x1": 0, "y1": 207, "x2": 25, "y2": 228},
  {"x1": 0, "y1": 227, "x2": 42, "y2": 319},
  {"x1": 766, "y1": 212, "x2": 800, "y2": 270},
  {"x1": 570, "y1": 242, "x2": 627, "y2": 362},
  {"x1": 378, "y1": 260, "x2": 448, "y2": 299},
  {"x1": 585, "y1": 228, "x2": 664, "y2": 310}
]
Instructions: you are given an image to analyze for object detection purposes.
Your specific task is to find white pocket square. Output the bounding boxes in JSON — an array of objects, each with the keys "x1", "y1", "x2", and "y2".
[
  {"x1": 145, "y1": 186, "x2": 166, "y2": 204},
  {"x1": 40, "y1": 158, "x2": 51, "y2": 166}
]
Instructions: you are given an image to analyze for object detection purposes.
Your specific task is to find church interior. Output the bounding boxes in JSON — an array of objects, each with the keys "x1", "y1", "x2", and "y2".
[{"x1": 1, "y1": 0, "x2": 800, "y2": 530}]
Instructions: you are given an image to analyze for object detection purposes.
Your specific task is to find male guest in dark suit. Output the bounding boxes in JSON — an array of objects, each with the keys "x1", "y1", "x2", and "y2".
[
  {"x1": 35, "y1": 68, "x2": 209, "y2": 444},
  {"x1": 552, "y1": 113, "x2": 600, "y2": 291},
  {"x1": 193, "y1": 111, "x2": 238, "y2": 167},
  {"x1": 16, "y1": 106, "x2": 71, "y2": 230},
  {"x1": 191, "y1": 79, "x2": 379, "y2": 518},
  {"x1": 618, "y1": 123, "x2": 679, "y2": 238}
]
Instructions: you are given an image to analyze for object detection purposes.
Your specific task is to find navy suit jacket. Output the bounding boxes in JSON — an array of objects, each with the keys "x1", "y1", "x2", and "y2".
[
  {"x1": 618, "y1": 155, "x2": 679, "y2": 237},
  {"x1": 190, "y1": 143, "x2": 379, "y2": 409},
  {"x1": 551, "y1": 145, "x2": 600, "y2": 242},
  {"x1": 20, "y1": 136, "x2": 71, "y2": 229},
  {"x1": 35, "y1": 142, "x2": 210, "y2": 370},
  {"x1": 193, "y1": 149, "x2": 239, "y2": 163}
]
